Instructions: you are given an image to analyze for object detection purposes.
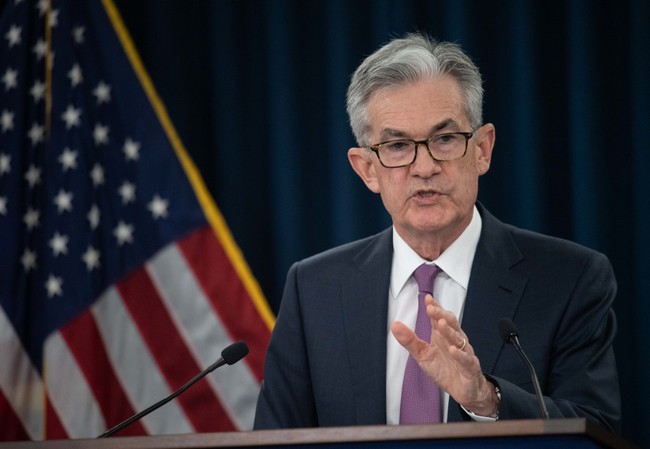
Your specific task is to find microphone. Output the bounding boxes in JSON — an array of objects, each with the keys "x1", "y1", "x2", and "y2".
[
  {"x1": 497, "y1": 318, "x2": 550, "y2": 419},
  {"x1": 98, "y1": 341, "x2": 249, "y2": 438}
]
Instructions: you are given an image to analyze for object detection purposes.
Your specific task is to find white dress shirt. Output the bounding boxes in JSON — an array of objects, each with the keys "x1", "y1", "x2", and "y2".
[{"x1": 386, "y1": 206, "x2": 482, "y2": 424}]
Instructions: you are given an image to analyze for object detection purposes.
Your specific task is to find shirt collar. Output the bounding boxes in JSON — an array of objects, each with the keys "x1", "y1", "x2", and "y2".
[{"x1": 390, "y1": 206, "x2": 482, "y2": 298}]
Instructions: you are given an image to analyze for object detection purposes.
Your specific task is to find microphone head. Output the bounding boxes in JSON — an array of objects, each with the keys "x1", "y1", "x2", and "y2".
[
  {"x1": 498, "y1": 317, "x2": 519, "y2": 343},
  {"x1": 222, "y1": 341, "x2": 249, "y2": 365}
]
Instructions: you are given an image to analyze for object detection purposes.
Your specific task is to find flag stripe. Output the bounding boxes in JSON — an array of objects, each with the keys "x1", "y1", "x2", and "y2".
[
  {"x1": 92, "y1": 287, "x2": 194, "y2": 435},
  {"x1": 0, "y1": 389, "x2": 30, "y2": 441},
  {"x1": 44, "y1": 331, "x2": 107, "y2": 438},
  {"x1": 117, "y1": 268, "x2": 236, "y2": 432},
  {"x1": 56, "y1": 314, "x2": 146, "y2": 436},
  {"x1": 178, "y1": 227, "x2": 269, "y2": 379},
  {"x1": 0, "y1": 307, "x2": 43, "y2": 440},
  {"x1": 44, "y1": 396, "x2": 67, "y2": 440},
  {"x1": 147, "y1": 231, "x2": 261, "y2": 430}
]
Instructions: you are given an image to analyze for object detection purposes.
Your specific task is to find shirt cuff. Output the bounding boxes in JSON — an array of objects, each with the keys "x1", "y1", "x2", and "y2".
[
  {"x1": 460, "y1": 382, "x2": 501, "y2": 422},
  {"x1": 461, "y1": 405, "x2": 498, "y2": 422}
]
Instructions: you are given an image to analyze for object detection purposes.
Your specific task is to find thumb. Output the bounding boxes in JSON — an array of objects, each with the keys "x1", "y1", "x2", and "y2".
[{"x1": 391, "y1": 321, "x2": 426, "y2": 356}]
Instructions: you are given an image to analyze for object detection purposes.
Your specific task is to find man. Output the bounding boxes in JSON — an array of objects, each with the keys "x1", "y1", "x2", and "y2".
[{"x1": 254, "y1": 33, "x2": 620, "y2": 432}]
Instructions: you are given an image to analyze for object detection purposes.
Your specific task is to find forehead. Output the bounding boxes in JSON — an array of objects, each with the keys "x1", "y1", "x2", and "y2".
[{"x1": 366, "y1": 75, "x2": 467, "y2": 139}]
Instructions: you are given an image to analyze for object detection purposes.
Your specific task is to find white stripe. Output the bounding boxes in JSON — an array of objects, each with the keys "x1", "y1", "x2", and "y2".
[
  {"x1": 44, "y1": 331, "x2": 105, "y2": 438},
  {"x1": 0, "y1": 306, "x2": 44, "y2": 440},
  {"x1": 92, "y1": 287, "x2": 194, "y2": 435},
  {"x1": 146, "y1": 242, "x2": 260, "y2": 430}
]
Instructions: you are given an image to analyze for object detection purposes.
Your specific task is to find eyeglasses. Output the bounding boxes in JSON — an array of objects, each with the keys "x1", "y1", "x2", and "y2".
[{"x1": 368, "y1": 132, "x2": 474, "y2": 168}]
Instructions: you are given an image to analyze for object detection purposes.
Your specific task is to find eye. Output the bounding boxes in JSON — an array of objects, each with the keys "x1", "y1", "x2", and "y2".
[
  {"x1": 383, "y1": 140, "x2": 412, "y2": 152},
  {"x1": 434, "y1": 133, "x2": 460, "y2": 145}
]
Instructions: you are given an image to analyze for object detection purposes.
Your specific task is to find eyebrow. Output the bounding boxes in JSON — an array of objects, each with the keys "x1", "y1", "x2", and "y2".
[{"x1": 377, "y1": 118, "x2": 462, "y2": 141}]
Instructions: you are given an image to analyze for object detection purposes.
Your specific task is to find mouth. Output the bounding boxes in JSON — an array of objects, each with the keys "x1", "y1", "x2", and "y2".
[
  {"x1": 413, "y1": 189, "x2": 439, "y2": 197},
  {"x1": 412, "y1": 189, "x2": 442, "y2": 202}
]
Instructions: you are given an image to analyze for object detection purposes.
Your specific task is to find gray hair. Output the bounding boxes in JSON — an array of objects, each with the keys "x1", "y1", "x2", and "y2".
[{"x1": 346, "y1": 33, "x2": 484, "y2": 147}]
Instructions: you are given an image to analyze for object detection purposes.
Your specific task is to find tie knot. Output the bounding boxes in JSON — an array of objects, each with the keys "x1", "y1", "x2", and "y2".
[{"x1": 413, "y1": 264, "x2": 441, "y2": 295}]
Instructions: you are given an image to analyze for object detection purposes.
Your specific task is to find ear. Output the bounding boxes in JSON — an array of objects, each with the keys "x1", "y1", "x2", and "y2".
[
  {"x1": 348, "y1": 147, "x2": 381, "y2": 193},
  {"x1": 474, "y1": 123, "x2": 496, "y2": 175}
]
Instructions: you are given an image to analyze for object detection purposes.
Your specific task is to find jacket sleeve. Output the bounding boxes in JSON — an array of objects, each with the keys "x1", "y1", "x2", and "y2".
[
  {"x1": 492, "y1": 251, "x2": 621, "y2": 433},
  {"x1": 253, "y1": 262, "x2": 318, "y2": 429}
]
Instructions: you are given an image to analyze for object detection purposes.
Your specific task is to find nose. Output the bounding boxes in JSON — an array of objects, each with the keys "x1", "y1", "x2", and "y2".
[{"x1": 410, "y1": 142, "x2": 441, "y2": 176}]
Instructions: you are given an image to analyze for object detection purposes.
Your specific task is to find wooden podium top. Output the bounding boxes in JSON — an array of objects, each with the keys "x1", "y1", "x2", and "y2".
[{"x1": 0, "y1": 418, "x2": 637, "y2": 449}]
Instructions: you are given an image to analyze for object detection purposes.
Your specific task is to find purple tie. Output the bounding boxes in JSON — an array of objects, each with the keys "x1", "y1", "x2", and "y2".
[{"x1": 399, "y1": 263, "x2": 442, "y2": 424}]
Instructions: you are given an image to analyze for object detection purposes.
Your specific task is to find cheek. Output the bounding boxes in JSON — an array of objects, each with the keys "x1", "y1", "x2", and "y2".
[
  {"x1": 454, "y1": 169, "x2": 480, "y2": 204},
  {"x1": 376, "y1": 175, "x2": 406, "y2": 211}
]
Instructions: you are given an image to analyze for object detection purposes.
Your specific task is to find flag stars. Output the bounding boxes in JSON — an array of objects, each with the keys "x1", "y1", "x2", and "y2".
[
  {"x1": 48, "y1": 9, "x2": 60, "y2": 28},
  {"x1": 21, "y1": 249, "x2": 37, "y2": 271},
  {"x1": 49, "y1": 232, "x2": 69, "y2": 256},
  {"x1": 113, "y1": 221, "x2": 134, "y2": 245},
  {"x1": 123, "y1": 138, "x2": 140, "y2": 161},
  {"x1": 118, "y1": 181, "x2": 136, "y2": 204},
  {"x1": 87, "y1": 204, "x2": 100, "y2": 229},
  {"x1": 0, "y1": 153, "x2": 10, "y2": 175},
  {"x1": 2, "y1": 68, "x2": 18, "y2": 91},
  {"x1": 68, "y1": 63, "x2": 82, "y2": 87},
  {"x1": 82, "y1": 246, "x2": 100, "y2": 271},
  {"x1": 61, "y1": 104, "x2": 82, "y2": 129},
  {"x1": 148, "y1": 195, "x2": 169, "y2": 219},
  {"x1": 72, "y1": 26, "x2": 85, "y2": 44},
  {"x1": 53, "y1": 189, "x2": 73, "y2": 213},
  {"x1": 58, "y1": 148, "x2": 78, "y2": 171},
  {"x1": 92, "y1": 123, "x2": 109, "y2": 145},
  {"x1": 27, "y1": 123, "x2": 45, "y2": 146},
  {"x1": 1, "y1": 110, "x2": 14, "y2": 132},
  {"x1": 30, "y1": 80, "x2": 46, "y2": 102},
  {"x1": 23, "y1": 208, "x2": 39, "y2": 229},
  {"x1": 90, "y1": 163, "x2": 104, "y2": 186},
  {"x1": 32, "y1": 39, "x2": 47, "y2": 60},
  {"x1": 36, "y1": 0, "x2": 48, "y2": 16},
  {"x1": 0, "y1": 196, "x2": 7, "y2": 215},
  {"x1": 93, "y1": 81, "x2": 111, "y2": 105},
  {"x1": 5, "y1": 25, "x2": 21, "y2": 47},
  {"x1": 45, "y1": 275, "x2": 63, "y2": 298},
  {"x1": 24, "y1": 165, "x2": 42, "y2": 187}
]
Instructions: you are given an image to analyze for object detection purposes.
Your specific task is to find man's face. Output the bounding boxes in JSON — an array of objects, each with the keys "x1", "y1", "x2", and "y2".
[{"x1": 348, "y1": 75, "x2": 495, "y2": 253}]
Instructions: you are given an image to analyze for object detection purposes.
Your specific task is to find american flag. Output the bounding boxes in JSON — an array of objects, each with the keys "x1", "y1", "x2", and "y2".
[{"x1": 0, "y1": 0, "x2": 272, "y2": 440}]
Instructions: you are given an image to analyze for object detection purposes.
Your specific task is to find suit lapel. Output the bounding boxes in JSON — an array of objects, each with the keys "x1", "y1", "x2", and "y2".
[
  {"x1": 448, "y1": 205, "x2": 528, "y2": 421},
  {"x1": 463, "y1": 247, "x2": 527, "y2": 371},
  {"x1": 340, "y1": 229, "x2": 393, "y2": 425}
]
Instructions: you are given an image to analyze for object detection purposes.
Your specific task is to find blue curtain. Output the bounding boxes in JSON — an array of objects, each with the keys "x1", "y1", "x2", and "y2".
[{"x1": 115, "y1": 1, "x2": 648, "y2": 446}]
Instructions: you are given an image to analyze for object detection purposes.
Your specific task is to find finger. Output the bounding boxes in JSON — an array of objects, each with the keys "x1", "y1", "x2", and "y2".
[
  {"x1": 428, "y1": 307, "x2": 461, "y2": 332},
  {"x1": 390, "y1": 320, "x2": 427, "y2": 356},
  {"x1": 422, "y1": 297, "x2": 466, "y2": 350},
  {"x1": 432, "y1": 318, "x2": 472, "y2": 355}
]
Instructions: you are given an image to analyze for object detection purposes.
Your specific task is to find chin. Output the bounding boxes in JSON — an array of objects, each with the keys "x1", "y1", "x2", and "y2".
[
  {"x1": 406, "y1": 218, "x2": 452, "y2": 236},
  {"x1": 415, "y1": 209, "x2": 453, "y2": 229}
]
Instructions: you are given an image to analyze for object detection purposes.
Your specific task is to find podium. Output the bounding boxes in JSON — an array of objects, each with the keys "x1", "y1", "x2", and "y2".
[{"x1": 0, "y1": 419, "x2": 638, "y2": 449}]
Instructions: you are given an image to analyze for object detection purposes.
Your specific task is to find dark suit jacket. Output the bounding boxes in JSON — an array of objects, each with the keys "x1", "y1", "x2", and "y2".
[{"x1": 254, "y1": 204, "x2": 621, "y2": 433}]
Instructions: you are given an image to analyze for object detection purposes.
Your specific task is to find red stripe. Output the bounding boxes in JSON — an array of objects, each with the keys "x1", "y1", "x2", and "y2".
[
  {"x1": 59, "y1": 311, "x2": 147, "y2": 436},
  {"x1": 177, "y1": 226, "x2": 271, "y2": 381},
  {"x1": 0, "y1": 389, "x2": 30, "y2": 441},
  {"x1": 117, "y1": 267, "x2": 235, "y2": 432},
  {"x1": 45, "y1": 396, "x2": 68, "y2": 440}
]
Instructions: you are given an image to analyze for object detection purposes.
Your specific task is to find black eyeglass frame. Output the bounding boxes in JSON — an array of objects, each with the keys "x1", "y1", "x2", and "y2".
[{"x1": 368, "y1": 131, "x2": 474, "y2": 168}]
